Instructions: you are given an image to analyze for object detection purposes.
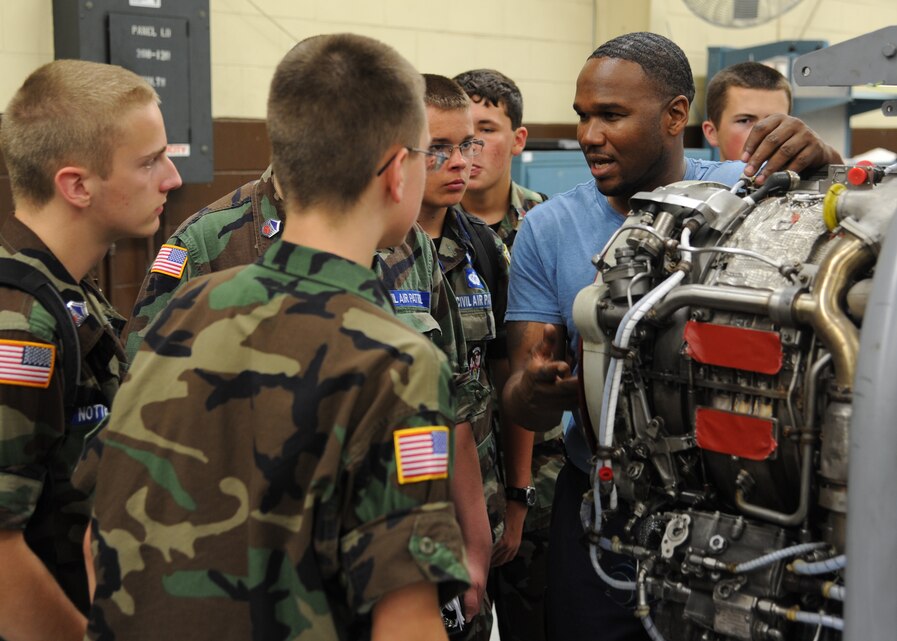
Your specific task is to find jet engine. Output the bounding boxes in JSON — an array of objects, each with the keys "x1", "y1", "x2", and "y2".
[{"x1": 573, "y1": 164, "x2": 897, "y2": 640}]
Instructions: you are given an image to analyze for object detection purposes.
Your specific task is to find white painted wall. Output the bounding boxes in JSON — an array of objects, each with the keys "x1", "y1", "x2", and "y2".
[{"x1": 0, "y1": 0, "x2": 894, "y2": 130}]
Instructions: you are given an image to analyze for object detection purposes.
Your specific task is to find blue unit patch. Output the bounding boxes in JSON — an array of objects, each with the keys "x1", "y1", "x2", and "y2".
[
  {"x1": 389, "y1": 290, "x2": 431, "y2": 310},
  {"x1": 464, "y1": 266, "x2": 484, "y2": 290}
]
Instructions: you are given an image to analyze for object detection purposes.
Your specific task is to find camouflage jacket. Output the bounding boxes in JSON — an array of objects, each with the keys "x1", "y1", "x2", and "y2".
[
  {"x1": 122, "y1": 167, "x2": 282, "y2": 361},
  {"x1": 126, "y1": 168, "x2": 476, "y2": 422},
  {"x1": 374, "y1": 227, "x2": 478, "y2": 421},
  {"x1": 86, "y1": 240, "x2": 470, "y2": 640},
  {"x1": 0, "y1": 215, "x2": 126, "y2": 614},
  {"x1": 438, "y1": 207, "x2": 510, "y2": 536}
]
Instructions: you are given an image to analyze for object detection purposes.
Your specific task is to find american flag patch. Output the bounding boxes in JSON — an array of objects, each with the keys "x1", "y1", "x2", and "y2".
[
  {"x1": 394, "y1": 426, "x2": 450, "y2": 484},
  {"x1": 150, "y1": 244, "x2": 189, "y2": 279},
  {"x1": 0, "y1": 339, "x2": 55, "y2": 388}
]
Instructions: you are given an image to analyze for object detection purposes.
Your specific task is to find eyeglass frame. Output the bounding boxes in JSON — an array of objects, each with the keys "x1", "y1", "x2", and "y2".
[
  {"x1": 376, "y1": 146, "x2": 450, "y2": 176},
  {"x1": 427, "y1": 139, "x2": 485, "y2": 160}
]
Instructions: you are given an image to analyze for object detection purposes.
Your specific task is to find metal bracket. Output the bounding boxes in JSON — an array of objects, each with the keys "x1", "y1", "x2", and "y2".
[{"x1": 794, "y1": 26, "x2": 897, "y2": 86}]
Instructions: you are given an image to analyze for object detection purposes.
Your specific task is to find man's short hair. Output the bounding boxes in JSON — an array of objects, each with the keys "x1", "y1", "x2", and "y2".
[
  {"x1": 705, "y1": 61, "x2": 792, "y2": 125},
  {"x1": 589, "y1": 32, "x2": 695, "y2": 104},
  {"x1": 423, "y1": 74, "x2": 471, "y2": 112},
  {"x1": 267, "y1": 34, "x2": 425, "y2": 211},
  {"x1": 453, "y1": 69, "x2": 523, "y2": 129},
  {"x1": 1, "y1": 60, "x2": 158, "y2": 208}
]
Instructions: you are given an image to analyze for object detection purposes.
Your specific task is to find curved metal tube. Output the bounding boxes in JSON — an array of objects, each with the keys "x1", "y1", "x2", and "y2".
[
  {"x1": 649, "y1": 284, "x2": 774, "y2": 320},
  {"x1": 793, "y1": 237, "x2": 874, "y2": 390},
  {"x1": 734, "y1": 354, "x2": 831, "y2": 526}
]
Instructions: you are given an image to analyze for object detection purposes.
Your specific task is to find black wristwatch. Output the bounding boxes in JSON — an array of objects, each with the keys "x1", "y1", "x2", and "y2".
[{"x1": 505, "y1": 485, "x2": 536, "y2": 507}]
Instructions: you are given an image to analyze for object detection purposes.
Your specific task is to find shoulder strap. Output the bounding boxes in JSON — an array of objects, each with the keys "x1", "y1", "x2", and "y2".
[
  {"x1": 456, "y1": 212, "x2": 499, "y2": 298},
  {"x1": 0, "y1": 258, "x2": 80, "y2": 409}
]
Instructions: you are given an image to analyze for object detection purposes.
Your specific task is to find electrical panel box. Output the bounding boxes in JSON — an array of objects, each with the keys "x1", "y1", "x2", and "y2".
[{"x1": 53, "y1": 0, "x2": 212, "y2": 183}]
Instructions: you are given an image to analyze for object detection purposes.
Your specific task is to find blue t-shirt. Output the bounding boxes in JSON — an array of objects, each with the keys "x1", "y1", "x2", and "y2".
[{"x1": 506, "y1": 157, "x2": 746, "y2": 472}]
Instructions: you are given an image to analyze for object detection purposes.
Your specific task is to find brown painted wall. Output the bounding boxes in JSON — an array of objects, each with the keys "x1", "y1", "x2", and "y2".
[{"x1": 0, "y1": 119, "x2": 895, "y2": 320}]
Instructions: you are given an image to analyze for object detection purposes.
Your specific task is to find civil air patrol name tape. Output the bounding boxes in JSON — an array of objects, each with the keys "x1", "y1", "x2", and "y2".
[
  {"x1": 393, "y1": 426, "x2": 450, "y2": 484},
  {"x1": 389, "y1": 290, "x2": 431, "y2": 311},
  {"x1": 151, "y1": 244, "x2": 189, "y2": 279}
]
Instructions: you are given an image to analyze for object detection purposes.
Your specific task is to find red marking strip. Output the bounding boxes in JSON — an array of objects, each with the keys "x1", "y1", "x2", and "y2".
[
  {"x1": 684, "y1": 320, "x2": 783, "y2": 375},
  {"x1": 695, "y1": 407, "x2": 777, "y2": 461}
]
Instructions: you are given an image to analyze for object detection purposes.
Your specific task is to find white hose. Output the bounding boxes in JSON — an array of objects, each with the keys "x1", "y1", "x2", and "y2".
[
  {"x1": 589, "y1": 227, "x2": 691, "y2": 596},
  {"x1": 791, "y1": 554, "x2": 846, "y2": 575},
  {"x1": 792, "y1": 610, "x2": 844, "y2": 632},
  {"x1": 734, "y1": 542, "x2": 829, "y2": 573},
  {"x1": 588, "y1": 543, "x2": 636, "y2": 591},
  {"x1": 640, "y1": 612, "x2": 669, "y2": 641},
  {"x1": 827, "y1": 584, "x2": 845, "y2": 601}
]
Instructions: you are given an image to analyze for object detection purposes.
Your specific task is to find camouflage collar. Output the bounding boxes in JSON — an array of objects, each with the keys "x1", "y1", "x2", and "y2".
[
  {"x1": 253, "y1": 165, "x2": 285, "y2": 250},
  {"x1": 436, "y1": 207, "x2": 473, "y2": 273},
  {"x1": 260, "y1": 239, "x2": 392, "y2": 312},
  {"x1": 0, "y1": 215, "x2": 81, "y2": 286},
  {"x1": 0, "y1": 215, "x2": 125, "y2": 343}
]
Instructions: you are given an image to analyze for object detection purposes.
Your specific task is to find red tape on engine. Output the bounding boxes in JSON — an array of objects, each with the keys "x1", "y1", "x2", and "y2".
[
  {"x1": 684, "y1": 321, "x2": 783, "y2": 375},
  {"x1": 695, "y1": 407, "x2": 777, "y2": 460}
]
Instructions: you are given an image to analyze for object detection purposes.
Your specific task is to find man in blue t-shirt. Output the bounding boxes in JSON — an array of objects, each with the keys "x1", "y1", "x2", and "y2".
[{"x1": 502, "y1": 32, "x2": 841, "y2": 641}]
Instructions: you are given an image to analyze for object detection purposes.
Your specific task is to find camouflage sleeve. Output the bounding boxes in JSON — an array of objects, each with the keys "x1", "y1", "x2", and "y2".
[
  {"x1": 0, "y1": 289, "x2": 64, "y2": 530},
  {"x1": 338, "y1": 359, "x2": 470, "y2": 611},
  {"x1": 121, "y1": 234, "x2": 202, "y2": 362}
]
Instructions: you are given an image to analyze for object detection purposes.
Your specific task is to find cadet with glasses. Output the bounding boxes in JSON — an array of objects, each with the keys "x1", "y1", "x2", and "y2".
[
  {"x1": 454, "y1": 67, "x2": 562, "y2": 641},
  {"x1": 418, "y1": 74, "x2": 510, "y2": 641}
]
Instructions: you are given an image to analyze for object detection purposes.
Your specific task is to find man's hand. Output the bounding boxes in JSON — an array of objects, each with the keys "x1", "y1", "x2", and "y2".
[
  {"x1": 462, "y1": 555, "x2": 488, "y2": 622},
  {"x1": 504, "y1": 323, "x2": 578, "y2": 429},
  {"x1": 491, "y1": 500, "x2": 527, "y2": 567},
  {"x1": 741, "y1": 113, "x2": 843, "y2": 184}
]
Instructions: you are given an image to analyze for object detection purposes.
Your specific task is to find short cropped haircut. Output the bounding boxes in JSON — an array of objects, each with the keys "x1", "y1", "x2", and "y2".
[
  {"x1": 706, "y1": 61, "x2": 792, "y2": 125},
  {"x1": 423, "y1": 74, "x2": 471, "y2": 112},
  {"x1": 267, "y1": 34, "x2": 425, "y2": 210},
  {"x1": 1, "y1": 60, "x2": 158, "y2": 208},
  {"x1": 589, "y1": 32, "x2": 695, "y2": 104},
  {"x1": 453, "y1": 69, "x2": 524, "y2": 129}
]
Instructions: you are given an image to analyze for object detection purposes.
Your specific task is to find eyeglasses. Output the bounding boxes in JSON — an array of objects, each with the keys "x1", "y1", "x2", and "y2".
[
  {"x1": 428, "y1": 139, "x2": 485, "y2": 160},
  {"x1": 376, "y1": 146, "x2": 450, "y2": 176}
]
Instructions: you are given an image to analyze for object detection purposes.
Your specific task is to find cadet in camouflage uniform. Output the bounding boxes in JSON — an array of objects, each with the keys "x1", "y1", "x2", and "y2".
[
  {"x1": 84, "y1": 34, "x2": 468, "y2": 641},
  {"x1": 125, "y1": 168, "x2": 466, "y2": 379},
  {"x1": 124, "y1": 142, "x2": 492, "y2": 638},
  {"x1": 455, "y1": 68, "x2": 565, "y2": 641},
  {"x1": 124, "y1": 92, "x2": 492, "y2": 641},
  {"x1": 121, "y1": 166, "x2": 283, "y2": 362},
  {"x1": 0, "y1": 60, "x2": 181, "y2": 641},
  {"x1": 419, "y1": 75, "x2": 512, "y2": 641}
]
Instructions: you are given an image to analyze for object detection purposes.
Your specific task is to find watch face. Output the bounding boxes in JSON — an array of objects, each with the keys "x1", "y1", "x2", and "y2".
[{"x1": 525, "y1": 487, "x2": 536, "y2": 506}]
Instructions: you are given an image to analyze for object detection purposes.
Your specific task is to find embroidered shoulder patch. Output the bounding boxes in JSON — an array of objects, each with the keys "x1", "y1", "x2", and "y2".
[
  {"x1": 394, "y1": 426, "x2": 450, "y2": 484},
  {"x1": 151, "y1": 244, "x2": 189, "y2": 279},
  {"x1": 0, "y1": 339, "x2": 55, "y2": 388}
]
